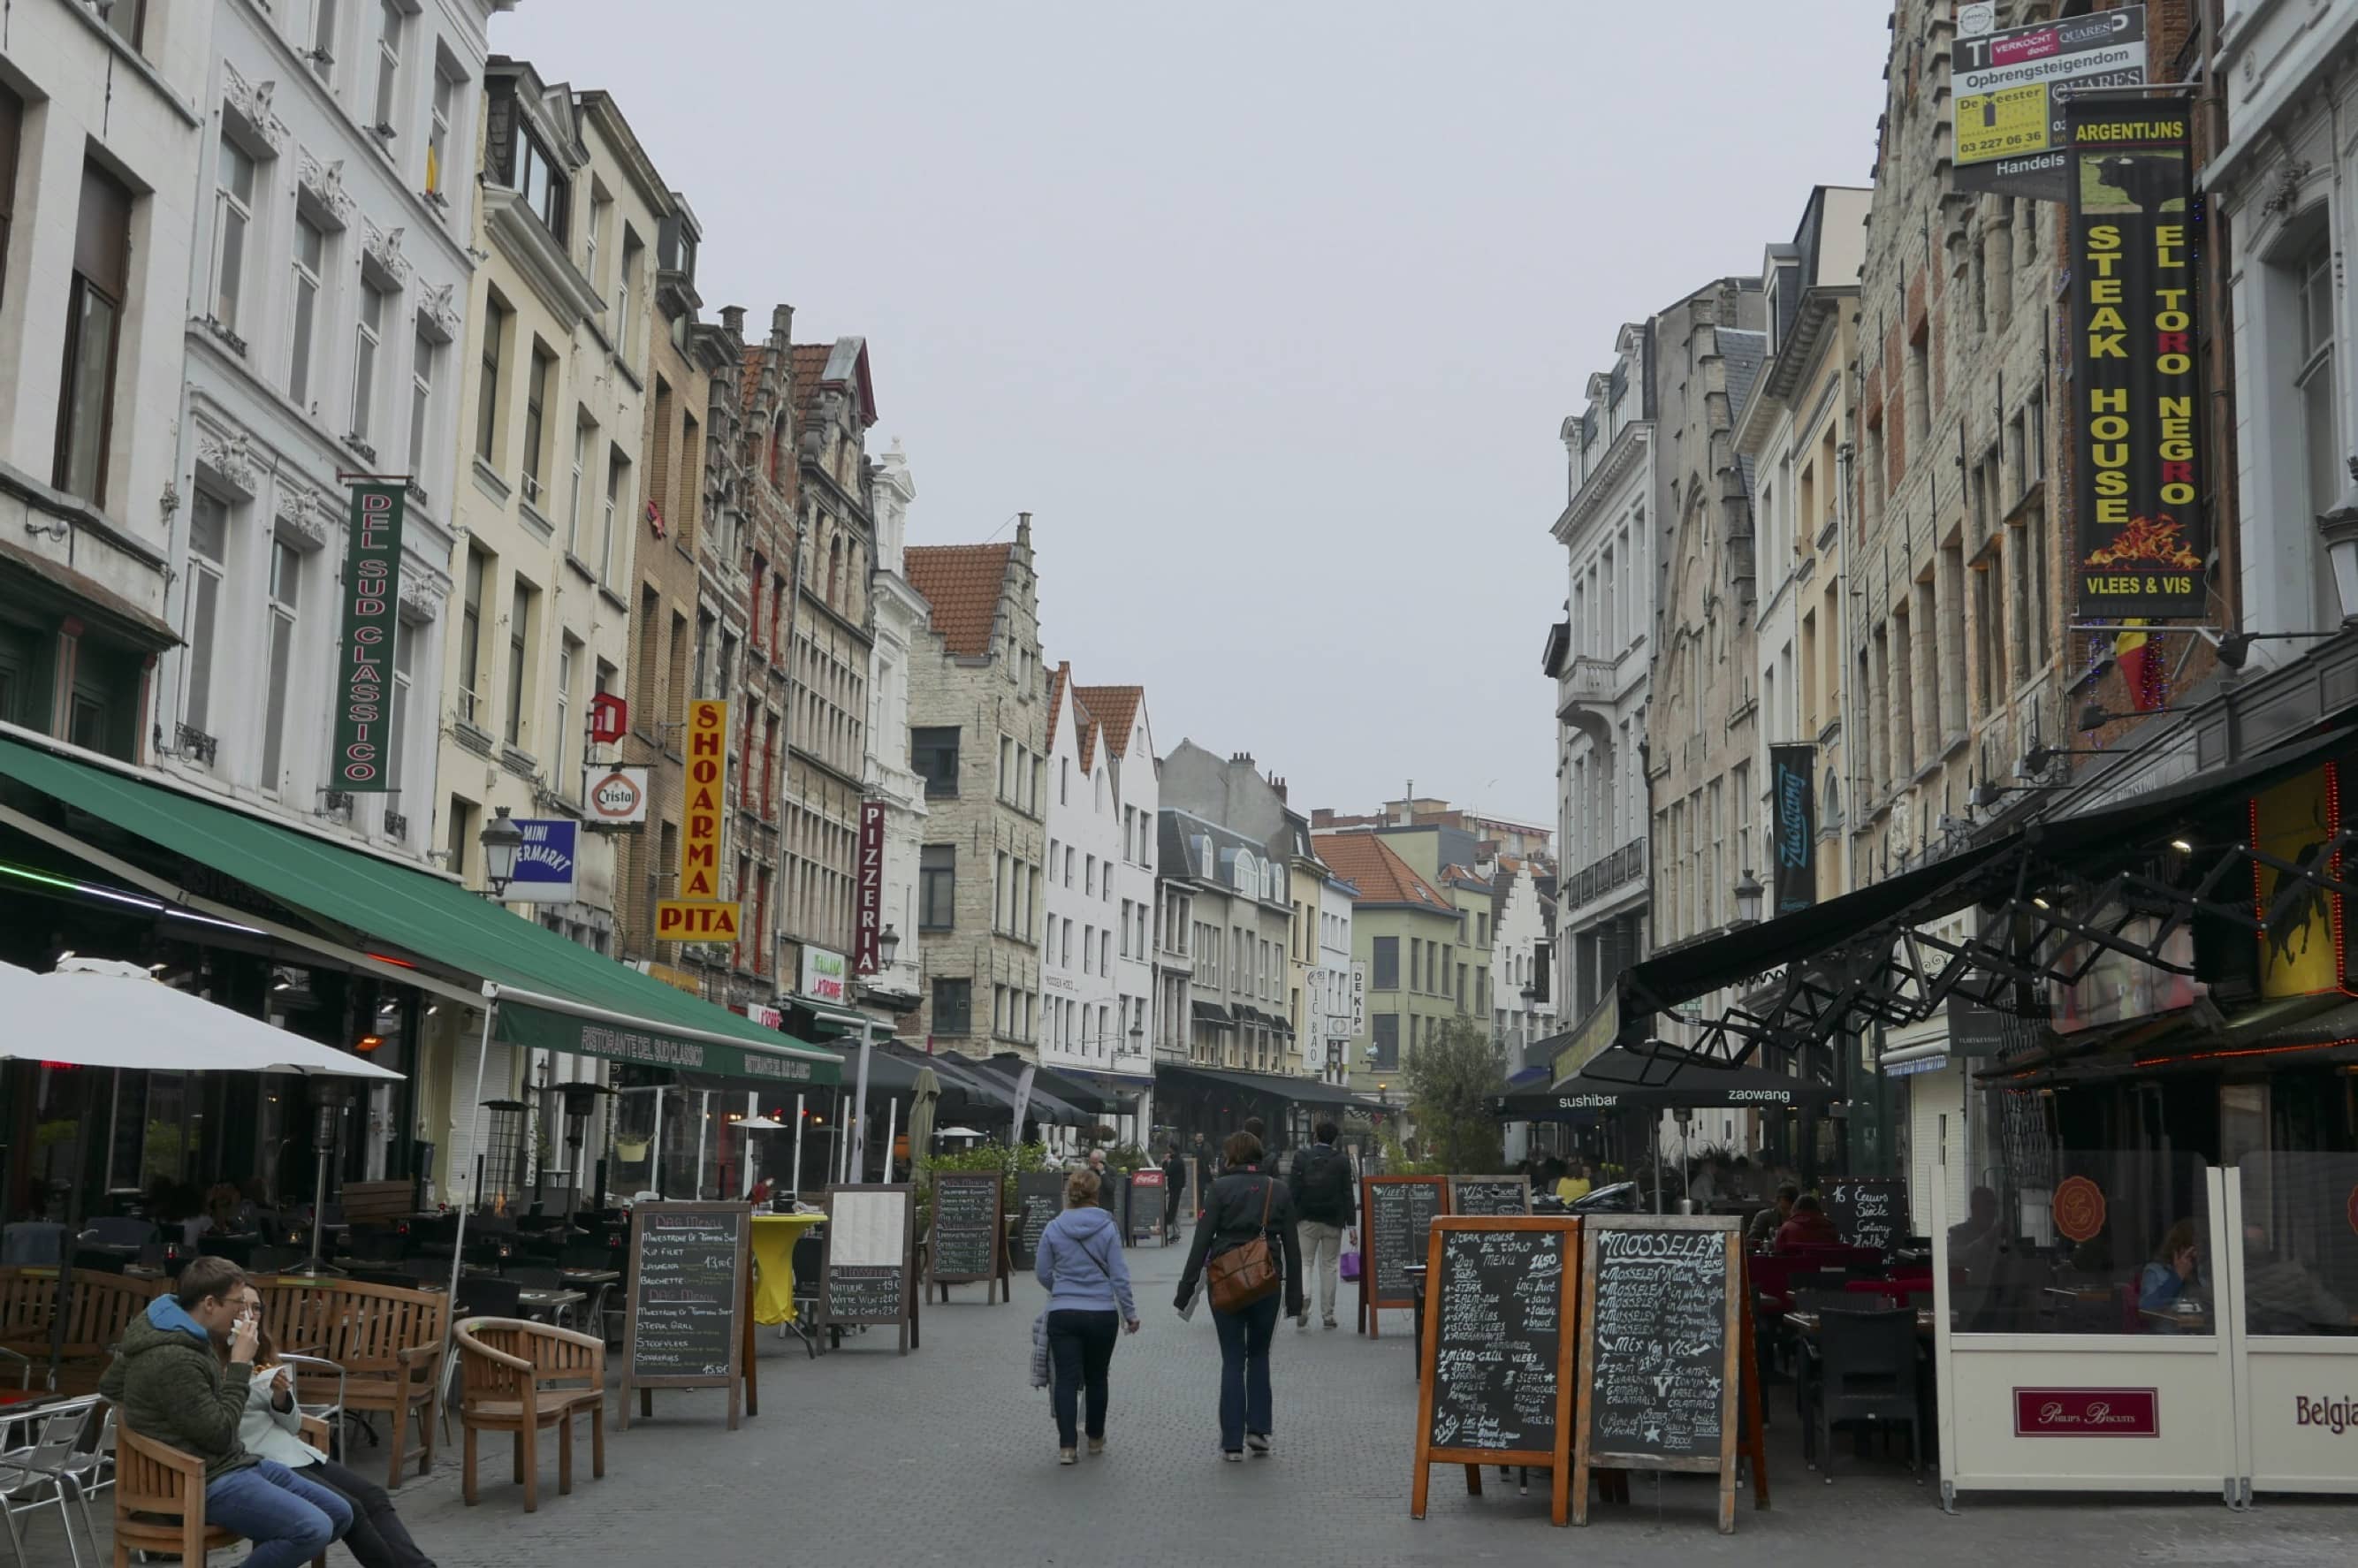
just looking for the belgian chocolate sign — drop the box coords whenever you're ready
[2065,92,2204,619]
[331,482,405,791]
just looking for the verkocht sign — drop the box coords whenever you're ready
[2065,93,2204,620]
[330,482,405,791]
[504,818,577,903]
[2013,1388,2159,1437]
[1952,6,2146,200]
[854,800,885,973]
[585,765,650,826]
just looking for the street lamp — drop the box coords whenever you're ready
[2316,458,2358,622]
[1733,869,1764,927]
[480,807,524,898]
[878,924,901,967]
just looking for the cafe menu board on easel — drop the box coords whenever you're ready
[1825,1176,1906,1253]
[1447,1176,1532,1216]
[819,1184,915,1353]
[1009,1171,1064,1272]
[1411,1217,1580,1526]
[1128,1168,1165,1244]
[1361,1175,1448,1335]
[1573,1216,1744,1533]
[928,1172,1002,1285]
[620,1200,752,1430]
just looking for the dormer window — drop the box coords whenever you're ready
[515,126,567,240]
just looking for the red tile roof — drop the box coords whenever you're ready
[1072,685,1143,758]
[739,346,765,408]
[1312,832,1452,910]
[905,543,1013,658]
[790,343,833,433]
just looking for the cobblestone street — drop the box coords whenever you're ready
[275,1241,2352,1568]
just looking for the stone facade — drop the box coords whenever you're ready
[860,441,928,1010]
[1160,742,1305,1077]
[905,520,1046,1053]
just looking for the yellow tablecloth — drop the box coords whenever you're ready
[749,1213,827,1326]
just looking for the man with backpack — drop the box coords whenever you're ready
[1288,1119,1356,1330]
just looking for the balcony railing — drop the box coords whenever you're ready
[1560,654,1616,709]
[1567,837,1647,909]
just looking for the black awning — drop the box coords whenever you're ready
[1190,1001,1235,1026]
[1154,1062,1369,1109]
[1495,1047,1838,1117]
[978,1053,1118,1116]
[1620,717,2358,1021]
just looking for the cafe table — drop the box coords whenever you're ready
[749,1213,828,1328]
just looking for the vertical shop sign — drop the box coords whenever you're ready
[856,800,886,973]
[331,482,405,790]
[1768,744,1817,916]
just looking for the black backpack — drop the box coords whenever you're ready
[1297,1145,1351,1220]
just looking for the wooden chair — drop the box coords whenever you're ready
[453,1317,605,1513]
[110,1418,331,1568]
[251,1276,446,1488]
[0,1269,159,1393]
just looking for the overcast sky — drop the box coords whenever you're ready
[493,3,1890,833]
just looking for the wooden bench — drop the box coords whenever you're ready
[453,1316,606,1512]
[0,1267,158,1392]
[250,1276,447,1488]
[112,1416,331,1567]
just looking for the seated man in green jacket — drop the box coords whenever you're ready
[99,1256,352,1568]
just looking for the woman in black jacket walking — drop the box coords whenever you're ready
[1175,1130,1305,1461]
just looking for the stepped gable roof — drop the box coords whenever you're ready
[905,543,1013,657]
[1072,686,1143,758]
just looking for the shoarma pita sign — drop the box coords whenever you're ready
[661,698,737,944]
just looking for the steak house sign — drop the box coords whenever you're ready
[2065,93,2205,620]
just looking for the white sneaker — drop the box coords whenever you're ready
[1246,1432,1271,1457]
[1221,1450,1244,1464]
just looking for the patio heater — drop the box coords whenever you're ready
[291,1080,351,1277]
[557,1081,613,1219]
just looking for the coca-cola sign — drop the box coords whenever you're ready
[2013,1387,2158,1437]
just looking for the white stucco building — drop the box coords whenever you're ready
[1487,856,1556,1067]
[1293,833,1355,1086]
[1,2,207,763]
[861,439,927,1012]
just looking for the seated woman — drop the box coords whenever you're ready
[231,1283,438,1568]
[2137,1220,2199,1313]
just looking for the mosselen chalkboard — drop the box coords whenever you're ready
[620,1200,752,1430]
[1824,1176,1906,1253]
[1010,1171,1065,1271]
[1447,1176,1533,1217]
[1411,1216,1581,1526]
[1362,1176,1449,1334]
[929,1172,1002,1284]
[820,1184,915,1353]
[1573,1216,1744,1533]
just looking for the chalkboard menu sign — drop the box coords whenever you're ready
[819,1184,915,1353]
[1411,1216,1580,1526]
[1825,1176,1906,1253]
[1010,1172,1065,1272]
[1447,1176,1532,1217]
[620,1201,752,1430]
[1128,1168,1165,1244]
[1362,1176,1449,1334]
[1574,1216,1743,1533]
[929,1172,1002,1284]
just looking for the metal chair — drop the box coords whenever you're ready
[0,1393,99,1567]
[47,1400,112,1556]
[1800,1306,1923,1480]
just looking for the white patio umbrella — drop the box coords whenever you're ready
[0,958,407,1079]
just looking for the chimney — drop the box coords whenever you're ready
[1270,774,1288,803]
[1016,511,1031,548]
[772,302,794,341]
[719,305,745,337]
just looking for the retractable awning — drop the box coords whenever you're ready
[0,736,839,1087]
[1154,1062,1370,1109]
[982,1054,1117,1115]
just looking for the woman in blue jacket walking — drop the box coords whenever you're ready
[1035,1168,1140,1465]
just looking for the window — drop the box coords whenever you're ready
[601,447,628,583]
[289,215,325,406]
[475,296,506,462]
[553,635,579,791]
[261,541,302,789]
[567,415,593,555]
[521,345,551,503]
[211,137,256,332]
[616,228,643,356]
[352,278,386,440]
[57,163,132,506]
[458,546,486,725]
[387,617,415,795]
[182,492,229,739]
[1372,934,1399,989]
[504,582,534,747]
[584,194,608,299]
[372,1,404,132]
[0,85,19,313]
[427,64,458,196]
[104,0,147,48]
[1084,855,1096,896]
[309,0,340,81]
[912,727,960,796]
[2296,232,2341,629]
[407,327,435,476]
[1372,1014,1400,1071]
[920,845,955,929]
[932,978,970,1035]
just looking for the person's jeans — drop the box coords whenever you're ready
[1046,1308,1121,1448]
[300,1457,436,1568]
[205,1459,353,1568]
[1164,1191,1183,1238]
[1297,1220,1343,1323]
[1212,1292,1282,1452]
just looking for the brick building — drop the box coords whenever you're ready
[905,520,1046,1054]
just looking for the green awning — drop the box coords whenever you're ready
[0,737,838,1087]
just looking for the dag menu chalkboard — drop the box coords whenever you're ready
[1448,1176,1532,1216]
[1825,1176,1905,1253]
[620,1201,751,1428]
[1365,1176,1448,1325]
[820,1184,915,1353]
[930,1172,1001,1283]
[1011,1172,1064,1271]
